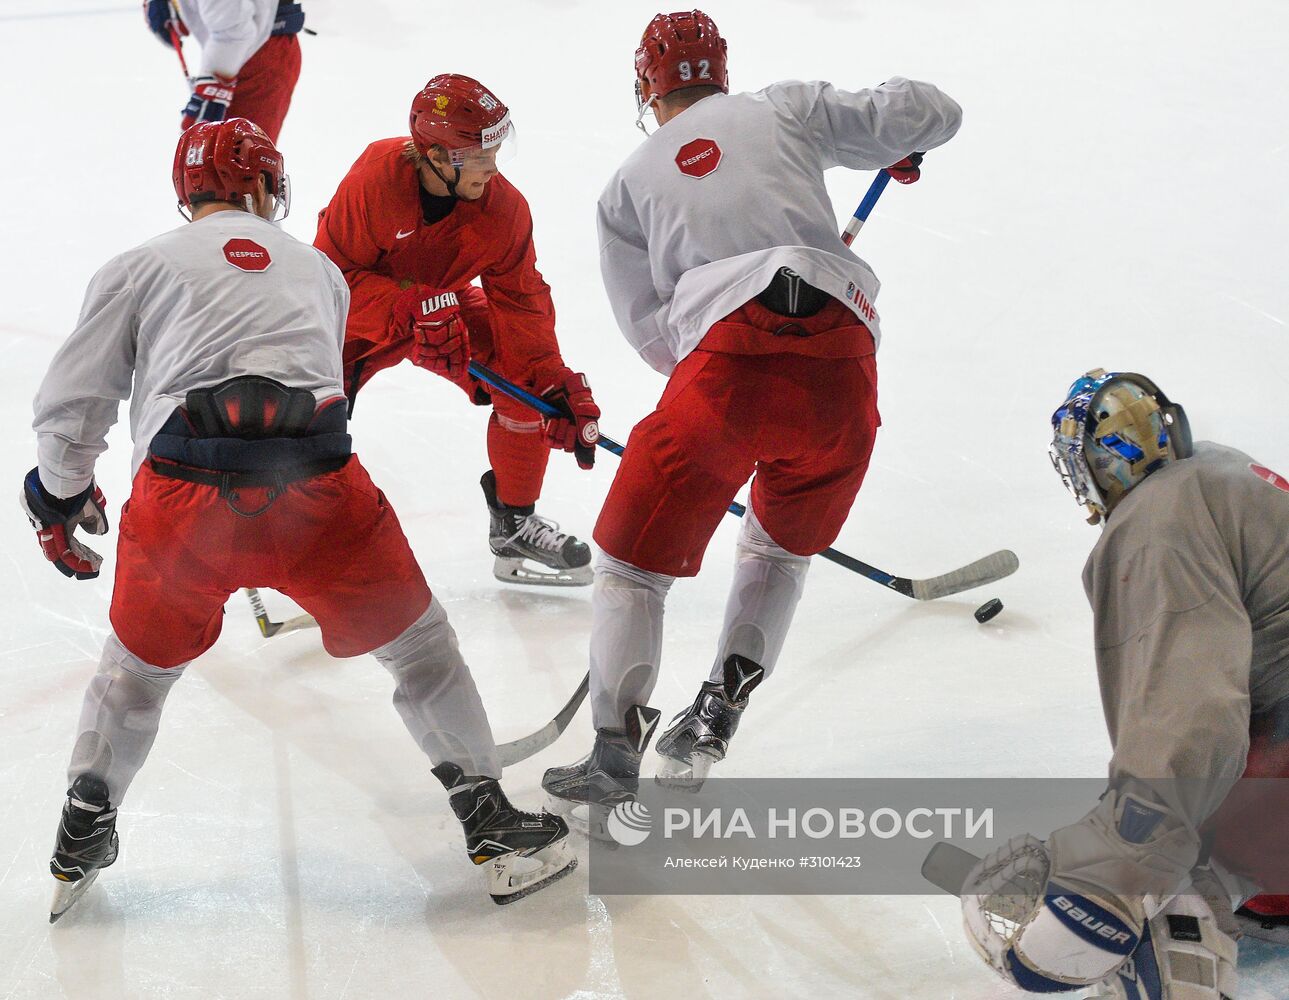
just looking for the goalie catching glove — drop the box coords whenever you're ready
[20,469,109,580]
[539,367,600,470]
[961,786,1209,994]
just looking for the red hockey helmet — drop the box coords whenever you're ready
[635,10,729,100]
[172,118,290,220]
[409,74,515,167]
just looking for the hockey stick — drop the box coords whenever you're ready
[498,671,589,767]
[467,362,1018,601]
[166,2,191,79]
[842,169,891,246]
[244,587,316,638]
[240,579,584,766]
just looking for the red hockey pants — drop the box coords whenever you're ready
[111,457,431,667]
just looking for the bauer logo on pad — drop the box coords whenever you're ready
[222,239,272,273]
[675,138,722,178]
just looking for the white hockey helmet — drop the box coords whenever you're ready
[1050,369,1192,523]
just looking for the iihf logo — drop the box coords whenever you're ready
[605,801,653,846]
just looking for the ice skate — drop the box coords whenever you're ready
[481,470,592,586]
[433,762,576,905]
[655,654,765,793]
[542,705,661,839]
[49,775,119,923]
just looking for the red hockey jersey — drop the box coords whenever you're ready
[314,137,562,390]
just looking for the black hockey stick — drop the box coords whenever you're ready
[468,362,1019,601]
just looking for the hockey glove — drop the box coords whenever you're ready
[394,287,472,382]
[271,2,306,36]
[962,788,1199,993]
[144,0,187,47]
[19,469,109,581]
[181,75,236,131]
[539,367,600,470]
[885,152,924,184]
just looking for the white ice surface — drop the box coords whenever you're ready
[1,1,1286,997]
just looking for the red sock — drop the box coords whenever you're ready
[487,410,548,507]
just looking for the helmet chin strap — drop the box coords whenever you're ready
[425,158,462,200]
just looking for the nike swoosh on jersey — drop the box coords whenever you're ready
[395,227,416,239]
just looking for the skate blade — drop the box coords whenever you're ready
[50,869,101,923]
[488,841,578,905]
[654,749,720,793]
[493,556,592,588]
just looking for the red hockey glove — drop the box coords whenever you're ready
[539,367,600,470]
[181,75,237,130]
[19,468,109,581]
[393,287,471,382]
[885,151,924,184]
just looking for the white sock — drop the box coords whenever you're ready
[371,597,501,778]
[708,507,810,684]
[68,633,188,805]
[589,553,674,730]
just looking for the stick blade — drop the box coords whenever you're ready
[921,842,982,896]
[911,550,1019,601]
[497,673,589,768]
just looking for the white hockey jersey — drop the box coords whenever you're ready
[32,211,349,498]
[596,78,962,375]
[176,0,280,79]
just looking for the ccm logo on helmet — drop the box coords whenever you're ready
[223,239,272,273]
[675,138,722,178]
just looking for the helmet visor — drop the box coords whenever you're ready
[271,172,291,222]
[448,114,517,168]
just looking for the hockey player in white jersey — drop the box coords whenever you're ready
[543,10,961,823]
[960,370,1289,997]
[22,119,573,919]
[144,0,305,142]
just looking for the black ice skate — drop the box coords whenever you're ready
[655,654,766,793]
[49,775,119,923]
[481,470,592,586]
[432,762,576,905]
[542,705,662,839]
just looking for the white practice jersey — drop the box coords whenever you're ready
[596,78,962,375]
[33,211,349,498]
[176,0,279,79]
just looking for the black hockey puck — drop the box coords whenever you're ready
[974,598,1003,623]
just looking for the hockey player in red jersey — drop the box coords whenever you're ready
[144,0,306,142]
[542,11,962,820]
[23,120,573,920]
[314,74,601,587]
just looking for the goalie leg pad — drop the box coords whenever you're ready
[1095,886,1238,1000]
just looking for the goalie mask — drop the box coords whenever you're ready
[1050,369,1192,524]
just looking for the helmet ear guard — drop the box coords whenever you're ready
[1050,369,1191,523]
[1110,372,1192,461]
